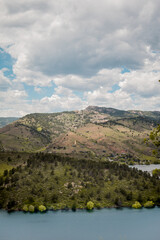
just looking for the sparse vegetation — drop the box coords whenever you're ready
[0,107,160,163]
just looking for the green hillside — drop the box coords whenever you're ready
[0,152,160,211]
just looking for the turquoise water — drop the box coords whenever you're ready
[0,208,160,240]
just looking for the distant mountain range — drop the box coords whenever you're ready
[0,106,159,162]
[0,117,18,128]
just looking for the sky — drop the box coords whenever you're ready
[0,0,160,117]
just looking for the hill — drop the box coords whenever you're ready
[0,106,160,164]
[0,152,160,211]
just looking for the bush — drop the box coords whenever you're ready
[144,201,154,208]
[37,127,42,132]
[23,205,28,212]
[38,205,46,212]
[132,201,142,209]
[28,205,35,212]
[86,201,94,210]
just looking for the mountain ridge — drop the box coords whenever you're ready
[0,106,159,164]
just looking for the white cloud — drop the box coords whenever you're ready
[119,56,160,98]
[53,68,121,91]
[0,0,160,116]
[40,91,86,112]
[86,88,134,110]
[1,0,160,80]
[0,89,27,102]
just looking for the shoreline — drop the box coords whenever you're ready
[2,204,159,214]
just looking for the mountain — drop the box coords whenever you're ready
[0,106,159,164]
[0,117,18,128]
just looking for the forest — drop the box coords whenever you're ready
[0,152,160,212]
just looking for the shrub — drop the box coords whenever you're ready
[132,201,142,209]
[144,201,154,208]
[37,127,42,132]
[38,205,46,212]
[28,205,35,212]
[23,205,28,212]
[86,201,94,210]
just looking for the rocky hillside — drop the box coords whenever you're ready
[0,106,160,163]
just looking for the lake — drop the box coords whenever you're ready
[129,164,160,175]
[0,208,160,240]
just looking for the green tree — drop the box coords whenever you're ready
[144,201,154,208]
[28,205,35,212]
[86,201,94,210]
[38,205,46,212]
[23,205,28,212]
[152,169,160,177]
[132,201,142,209]
[149,125,160,155]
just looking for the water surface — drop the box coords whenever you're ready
[0,208,160,240]
[129,164,160,174]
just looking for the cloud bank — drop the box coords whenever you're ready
[0,0,160,116]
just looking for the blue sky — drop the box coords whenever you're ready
[0,0,160,116]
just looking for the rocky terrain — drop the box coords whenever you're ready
[0,106,160,164]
